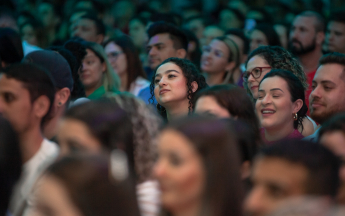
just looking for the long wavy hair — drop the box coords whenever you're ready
[149,57,208,119]
[244,46,308,99]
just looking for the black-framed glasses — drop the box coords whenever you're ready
[243,67,272,81]
[107,51,123,60]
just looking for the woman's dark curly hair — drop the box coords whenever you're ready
[260,69,308,130]
[244,46,308,99]
[149,57,208,119]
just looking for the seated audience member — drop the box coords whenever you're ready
[80,41,120,99]
[0,117,22,216]
[182,28,202,71]
[33,154,141,216]
[154,116,244,216]
[128,15,149,56]
[57,99,161,216]
[150,57,207,121]
[274,23,289,49]
[219,7,245,30]
[23,50,73,140]
[70,14,105,44]
[325,10,345,54]
[201,36,241,86]
[306,52,345,141]
[0,28,23,67]
[256,70,308,143]
[0,63,58,216]
[225,28,250,69]
[319,114,345,204]
[244,139,340,216]
[104,36,150,96]
[19,19,48,49]
[244,46,315,137]
[183,15,206,40]
[37,0,61,45]
[200,25,224,47]
[249,23,282,52]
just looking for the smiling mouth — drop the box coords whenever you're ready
[160,90,170,95]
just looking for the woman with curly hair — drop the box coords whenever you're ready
[243,46,316,137]
[150,57,208,121]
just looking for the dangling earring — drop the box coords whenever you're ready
[156,103,166,113]
[293,113,298,120]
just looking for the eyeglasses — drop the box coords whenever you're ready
[202,45,226,58]
[243,67,272,81]
[107,51,123,60]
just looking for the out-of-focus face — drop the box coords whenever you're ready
[201,39,231,75]
[245,55,271,99]
[250,29,268,52]
[71,18,103,44]
[129,19,148,48]
[194,95,231,118]
[219,9,242,30]
[105,42,127,76]
[320,131,345,204]
[154,129,205,212]
[186,18,204,40]
[57,118,102,157]
[154,62,190,108]
[227,34,245,62]
[0,75,35,133]
[289,16,318,55]
[21,24,38,46]
[326,21,345,54]
[274,24,288,49]
[147,33,182,70]
[37,3,58,28]
[310,64,345,124]
[244,157,308,216]
[256,76,301,131]
[79,49,105,92]
[200,26,224,47]
[33,175,83,216]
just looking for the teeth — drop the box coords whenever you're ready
[262,111,274,114]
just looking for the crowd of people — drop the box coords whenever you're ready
[2,0,345,216]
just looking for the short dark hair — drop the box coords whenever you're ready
[0,28,23,65]
[319,113,345,140]
[297,11,325,32]
[0,63,55,125]
[258,139,340,197]
[80,14,105,36]
[252,23,282,47]
[225,28,250,54]
[260,69,308,130]
[147,21,188,51]
[329,10,345,25]
[319,52,345,81]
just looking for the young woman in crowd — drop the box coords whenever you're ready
[20,19,48,48]
[104,35,150,96]
[80,41,121,99]
[256,69,308,144]
[150,57,208,121]
[249,23,281,52]
[244,45,315,137]
[201,36,242,86]
[154,116,244,216]
[33,154,141,216]
[57,98,161,216]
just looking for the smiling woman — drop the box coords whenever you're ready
[256,69,308,144]
[150,58,208,121]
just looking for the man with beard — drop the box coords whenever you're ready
[289,11,325,108]
[304,52,345,141]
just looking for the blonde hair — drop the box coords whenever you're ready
[82,41,121,92]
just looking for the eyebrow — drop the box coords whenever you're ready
[320,80,336,85]
[258,88,284,93]
[147,42,164,48]
[155,70,180,77]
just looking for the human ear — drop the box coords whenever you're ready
[176,49,187,59]
[293,99,304,114]
[56,88,71,107]
[33,95,51,119]
[191,81,198,93]
[316,31,325,45]
[225,61,236,71]
[96,34,105,44]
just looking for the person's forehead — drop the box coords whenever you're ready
[156,62,181,75]
[0,75,28,95]
[77,18,96,28]
[315,64,345,82]
[260,76,289,91]
[148,33,173,45]
[293,16,316,28]
[328,21,345,31]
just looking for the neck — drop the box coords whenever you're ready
[43,106,65,140]
[119,72,128,91]
[205,71,225,86]
[85,82,102,97]
[264,122,295,142]
[19,125,44,163]
[165,100,190,121]
[171,200,202,216]
[297,48,323,73]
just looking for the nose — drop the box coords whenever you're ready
[309,85,321,103]
[149,46,157,57]
[244,187,267,216]
[261,94,272,106]
[158,77,167,87]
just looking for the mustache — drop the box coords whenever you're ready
[290,39,303,46]
[310,97,326,106]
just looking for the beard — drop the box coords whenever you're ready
[289,37,316,55]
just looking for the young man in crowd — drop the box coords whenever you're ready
[305,52,345,141]
[289,11,325,105]
[138,21,188,104]
[23,50,73,141]
[325,10,345,54]
[0,63,58,216]
[244,140,340,216]
[70,14,105,44]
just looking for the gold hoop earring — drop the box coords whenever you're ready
[293,113,298,120]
